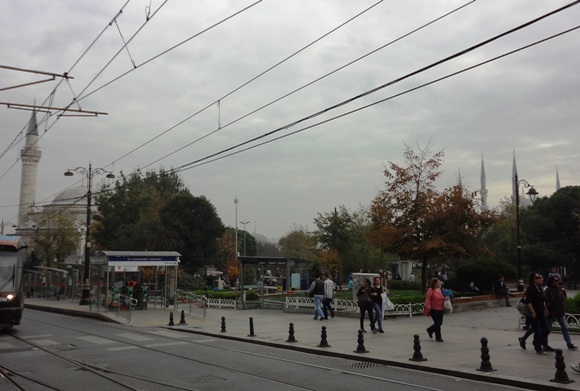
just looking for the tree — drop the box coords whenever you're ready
[369,141,494,291]
[522,186,580,278]
[29,211,79,268]
[278,225,317,260]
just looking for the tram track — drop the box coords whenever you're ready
[7,312,456,391]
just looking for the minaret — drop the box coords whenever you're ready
[457,167,462,187]
[512,151,518,206]
[480,154,489,212]
[18,111,42,228]
[556,167,561,191]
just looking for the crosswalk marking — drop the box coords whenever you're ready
[114,333,154,341]
[106,346,140,351]
[28,339,59,347]
[21,335,52,339]
[77,336,115,345]
[0,342,16,349]
[143,341,189,348]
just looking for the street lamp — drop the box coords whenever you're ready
[514,174,539,279]
[240,220,249,256]
[234,196,238,259]
[64,163,114,305]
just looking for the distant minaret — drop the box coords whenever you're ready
[18,111,42,228]
[556,167,561,191]
[480,155,489,212]
[512,151,518,206]
[457,167,463,187]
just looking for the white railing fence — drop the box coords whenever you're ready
[285,296,424,317]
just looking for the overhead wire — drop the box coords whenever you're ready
[174,25,580,172]
[110,0,387,167]
[165,1,580,173]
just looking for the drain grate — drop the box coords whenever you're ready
[345,361,384,369]
[188,375,226,384]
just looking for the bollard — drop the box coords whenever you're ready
[221,316,226,333]
[248,317,256,337]
[179,310,187,325]
[167,312,175,326]
[409,334,427,362]
[550,349,574,384]
[286,322,297,343]
[317,326,331,348]
[354,329,369,353]
[476,337,496,372]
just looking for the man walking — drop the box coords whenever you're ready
[322,273,335,319]
[308,275,325,320]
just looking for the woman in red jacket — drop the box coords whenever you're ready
[424,277,445,342]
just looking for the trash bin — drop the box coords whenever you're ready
[517,280,525,292]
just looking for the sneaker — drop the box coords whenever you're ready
[544,346,555,352]
[313,317,318,320]
[436,338,444,342]
[320,318,324,321]
[378,330,384,333]
[518,337,526,350]
[426,328,433,339]
[331,312,335,319]
[372,329,378,334]
[568,344,579,350]
[536,350,547,355]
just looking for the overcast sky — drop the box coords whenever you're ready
[1,0,579,241]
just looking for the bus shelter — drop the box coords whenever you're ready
[237,256,311,309]
[97,251,181,310]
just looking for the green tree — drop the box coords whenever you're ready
[522,186,580,278]
[278,225,317,260]
[30,211,78,268]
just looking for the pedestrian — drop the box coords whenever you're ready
[545,274,578,350]
[370,276,384,333]
[424,277,445,342]
[408,272,415,282]
[356,278,374,333]
[308,275,325,321]
[523,272,550,354]
[494,274,515,307]
[322,273,335,320]
[518,293,534,350]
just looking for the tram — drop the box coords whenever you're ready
[0,235,26,329]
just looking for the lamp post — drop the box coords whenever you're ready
[240,220,249,256]
[514,174,538,279]
[234,197,238,260]
[64,163,114,305]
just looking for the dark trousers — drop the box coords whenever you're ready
[427,309,444,339]
[531,315,550,352]
[322,298,334,319]
[359,305,374,331]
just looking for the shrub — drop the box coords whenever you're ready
[455,258,516,293]
[564,294,580,314]
[245,291,259,301]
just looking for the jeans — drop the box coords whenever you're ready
[322,298,334,319]
[373,302,383,331]
[313,295,324,319]
[548,315,573,346]
[427,309,444,340]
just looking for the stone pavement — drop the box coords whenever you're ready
[24,297,580,390]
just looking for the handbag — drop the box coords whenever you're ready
[443,296,453,314]
[516,299,527,315]
[357,293,371,308]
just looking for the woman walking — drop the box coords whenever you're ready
[545,274,577,350]
[524,272,550,354]
[424,277,445,342]
[370,276,384,333]
[357,278,375,332]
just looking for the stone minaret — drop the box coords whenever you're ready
[512,152,518,206]
[480,155,489,212]
[556,167,561,191]
[18,111,42,228]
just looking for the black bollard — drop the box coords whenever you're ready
[409,334,427,362]
[248,317,256,337]
[221,316,226,333]
[167,312,175,326]
[179,310,187,325]
[354,329,369,353]
[317,326,331,348]
[476,337,496,372]
[550,349,574,384]
[286,322,297,343]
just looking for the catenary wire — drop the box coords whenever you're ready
[166,1,580,174]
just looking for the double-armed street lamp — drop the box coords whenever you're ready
[64,163,114,305]
[514,174,539,279]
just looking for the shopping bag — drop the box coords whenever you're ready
[443,296,453,314]
[382,292,395,311]
[516,299,527,315]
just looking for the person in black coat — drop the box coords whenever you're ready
[356,278,374,332]
[494,274,514,306]
[523,272,550,354]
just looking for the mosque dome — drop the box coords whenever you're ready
[252,232,271,244]
[52,186,88,206]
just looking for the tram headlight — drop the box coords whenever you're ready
[6,293,14,301]
[0,293,15,302]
